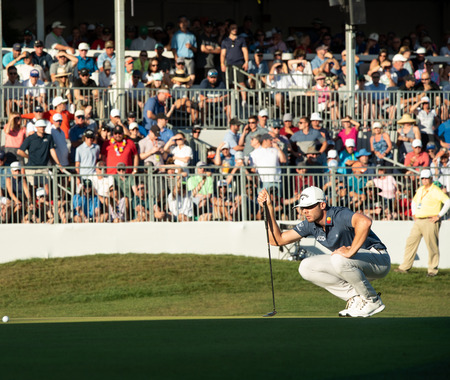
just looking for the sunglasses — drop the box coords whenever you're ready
[176,62,185,65]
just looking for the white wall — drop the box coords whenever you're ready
[1,221,449,269]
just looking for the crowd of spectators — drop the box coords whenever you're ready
[1,17,450,223]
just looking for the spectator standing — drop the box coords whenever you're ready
[69,110,90,163]
[410,96,439,146]
[4,112,27,164]
[220,21,249,106]
[239,115,265,158]
[396,169,450,276]
[75,129,100,179]
[50,113,69,166]
[187,161,214,221]
[101,126,139,174]
[196,20,221,82]
[139,125,165,167]
[45,21,74,53]
[171,16,197,83]
[130,26,156,51]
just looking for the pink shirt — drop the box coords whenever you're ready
[5,128,26,148]
[338,127,358,150]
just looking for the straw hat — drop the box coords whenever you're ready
[397,113,416,125]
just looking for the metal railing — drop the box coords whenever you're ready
[0,165,448,224]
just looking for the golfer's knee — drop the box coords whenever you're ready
[299,259,314,281]
[330,254,351,275]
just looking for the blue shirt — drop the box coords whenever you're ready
[248,60,269,75]
[438,120,450,144]
[143,96,165,130]
[97,52,116,73]
[338,150,356,174]
[75,142,100,176]
[3,52,24,68]
[73,194,100,217]
[171,30,197,59]
[159,128,174,144]
[77,56,98,74]
[293,206,386,251]
[310,56,338,75]
[221,36,247,66]
[223,130,241,155]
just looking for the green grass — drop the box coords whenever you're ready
[0,253,449,318]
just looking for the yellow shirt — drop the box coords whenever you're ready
[412,184,449,218]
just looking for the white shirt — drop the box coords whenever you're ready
[23,79,46,97]
[91,175,114,197]
[168,191,193,217]
[171,145,193,167]
[415,107,436,135]
[16,64,45,82]
[250,146,281,183]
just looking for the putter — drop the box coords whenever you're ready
[262,203,277,318]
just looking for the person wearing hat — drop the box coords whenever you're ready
[266,58,292,114]
[214,142,235,174]
[6,161,31,221]
[186,161,214,221]
[143,89,171,130]
[101,124,139,174]
[153,112,173,143]
[138,125,165,167]
[29,39,52,81]
[97,40,116,74]
[337,115,360,149]
[198,68,229,122]
[72,178,101,223]
[396,113,421,163]
[369,122,393,165]
[69,110,91,163]
[49,50,78,83]
[13,51,44,82]
[220,21,249,107]
[75,129,100,179]
[91,27,113,50]
[311,45,339,77]
[76,42,98,75]
[73,67,100,111]
[247,47,269,89]
[258,185,390,317]
[239,115,266,157]
[404,139,430,175]
[164,132,193,167]
[222,118,244,156]
[44,21,74,53]
[170,68,199,124]
[130,25,156,51]
[22,69,47,112]
[279,113,299,139]
[410,96,438,147]
[3,43,26,69]
[396,169,450,277]
[153,43,171,74]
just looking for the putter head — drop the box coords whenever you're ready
[263,310,277,317]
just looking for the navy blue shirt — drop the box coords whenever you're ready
[221,36,247,66]
[143,96,165,130]
[293,207,386,252]
[20,133,56,166]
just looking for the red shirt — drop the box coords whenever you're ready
[280,126,299,138]
[101,138,138,174]
[404,151,430,168]
[21,110,74,138]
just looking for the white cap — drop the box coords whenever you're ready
[110,109,121,118]
[421,96,430,103]
[345,139,356,148]
[53,113,63,122]
[52,96,68,108]
[129,122,139,130]
[369,33,379,42]
[78,42,90,50]
[328,159,338,168]
[283,113,292,122]
[310,112,322,121]
[295,186,326,208]
[327,149,338,159]
[75,110,85,117]
[415,47,426,54]
[52,21,66,29]
[420,169,432,178]
[393,54,407,62]
[152,73,163,81]
[10,161,21,170]
[35,119,47,128]
[217,179,228,187]
[372,121,382,129]
[221,142,230,150]
[412,139,422,148]
[36,187,46,197]
[258,109,268,117]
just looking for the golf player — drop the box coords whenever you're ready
[258,186,390,317]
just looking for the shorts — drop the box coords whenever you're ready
[226,65,246,84]
[25,168,50,187]
[183,58,195,75]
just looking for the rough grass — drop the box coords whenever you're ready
[0,253,449,318]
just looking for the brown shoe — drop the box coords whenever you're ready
[394,268,408,274]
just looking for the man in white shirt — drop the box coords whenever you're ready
[164,132,193,167]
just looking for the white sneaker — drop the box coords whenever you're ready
[347,294,385,318]
[338,295,361,317]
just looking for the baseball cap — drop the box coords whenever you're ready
[75,110,85,117]
[217,179,228,187]
[129,122,139,130]
[421,96,430,103]
[10,161,21,170]
[176,57,185,64]
[132,69,141,77]
[36,187,46,197]
[221,142,230,150]
[128,111,136,118]
[103,60,112,70]
[12,43,21,51]
[283,113,292,122]
[84,129,95,138]
[52,96,68,108]
[207,69,218,77]
[157,89,171,96]
[345,139,356,148]
[30,69,39,78]
[230,117,242,126]
[105,40,114,48]
[150,125,161,137]
[369,33,379,42]
[255,48,263,54]
[113,125,124,135]
[415,47,426,54]
[420,169,432,178]
[78,42,90,50]
[393,54,407,62]
[110,109,121,118]
[35,119,47,128]
[53,113,63,122]
[83,179,93,188]
[258,109,268,117]
[34,40,44,47]
[295,186,326,208]
[327,149,338,159]
[155,43,164,50]
[310,112,322,121]
[372,121,382,129]
[412,139,422,148]
[316,44,328,51]
[35,106,44,112]
[426,142,436,150]
[196,161,207,167]
[79,68,90,76]
[155,112,168,120]
[356,148,371,157]
[52,21,66,29]
[152,72,163,81]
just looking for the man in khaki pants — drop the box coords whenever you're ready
[396,169,450,276]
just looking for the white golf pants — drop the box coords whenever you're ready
[299,248,391,301]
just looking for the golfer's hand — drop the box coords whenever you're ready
[332,246,354,258]
[257,188,271,208]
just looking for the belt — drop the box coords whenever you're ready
[370,247,388,254]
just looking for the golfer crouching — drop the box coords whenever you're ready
[258,186,390,317]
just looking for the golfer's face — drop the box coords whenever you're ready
[301,203,322,222]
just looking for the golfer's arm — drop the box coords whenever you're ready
[348,213,372,257]
[266,204,301,246]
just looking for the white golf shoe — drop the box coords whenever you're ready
[347,294,385,318]
[338,295,361,317]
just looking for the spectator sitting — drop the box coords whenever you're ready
[198,68,230,123]
[372,167,398,210]
[337,138,357,174]
[247,48,269,88]
[3,43,25,69]
[187,161,214,221]
[50,51,78,83]
[214,142,235,175]
[370,122,393,165]
[404,139,430,176]
[163,132,193,168]
[396,113,421,163]
[45,21,74,53]
[139,125,165,167]
[98,61,116,88]
[130,26,156,51]
[23,70,47,112]
[414,59,439,85]
[154,112,173,144]
[223,118,244,156]
[97,40,117,74]
[167,176,193,222]
[308,74,338,124]
[290,116,327,158]
[211,179,235,221]
[279,113,299,139]
[107,184,129,223]
[6,161,30,222]
[72,179,101,223]
[143,89,171,131]
[15,52,45,82]
[410,96,439,147]
[76,42,98,75]
[73,68,99,111]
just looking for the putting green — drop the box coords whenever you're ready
[1,317,448,379]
